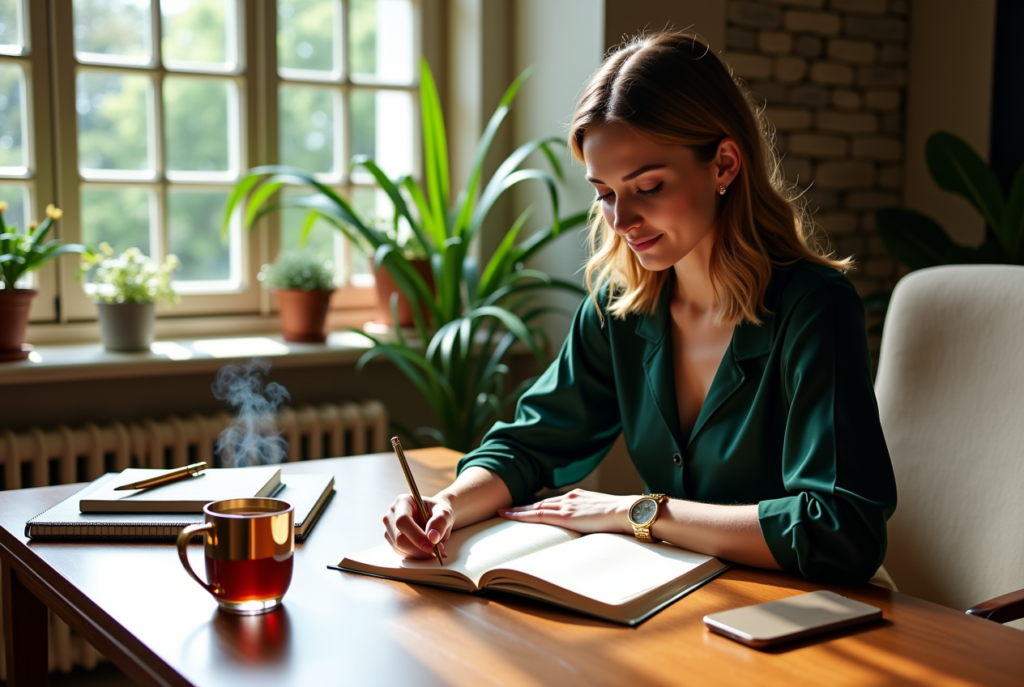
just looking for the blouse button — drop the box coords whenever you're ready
[672,452,683,466]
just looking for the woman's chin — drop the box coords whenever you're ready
[633,252,675,272]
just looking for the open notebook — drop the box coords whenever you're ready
[335,517,730,626]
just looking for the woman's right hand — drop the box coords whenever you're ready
[383,494,453,560]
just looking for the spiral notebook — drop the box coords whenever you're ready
[25,472,335,542]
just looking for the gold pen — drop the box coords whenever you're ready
[113,462,208,491]
[391,437,443,566]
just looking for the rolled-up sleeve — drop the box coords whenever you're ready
[457,296,622,505]
[757,284,898,582]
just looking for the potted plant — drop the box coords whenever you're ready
[259,251,336,343]
[865,131,1024,334]
[78,244,180,352]
[367,217,432,328]
[0,203,88,361]
[227,60,589,450]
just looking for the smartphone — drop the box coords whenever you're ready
[703,590,882,648]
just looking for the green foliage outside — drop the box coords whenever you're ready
[866,131,1024,333]
[227,59,589,451]
[259,251,335,292]
[69,0,387,278]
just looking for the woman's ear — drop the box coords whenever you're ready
[714,138,742,189]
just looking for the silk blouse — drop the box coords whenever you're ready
[457,260,898,583]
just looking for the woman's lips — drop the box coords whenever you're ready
[627,235,662,252]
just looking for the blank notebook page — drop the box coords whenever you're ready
[495,532,717,605]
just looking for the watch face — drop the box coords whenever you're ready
[630,498,658,525]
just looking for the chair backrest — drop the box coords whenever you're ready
[875,265,1024,629]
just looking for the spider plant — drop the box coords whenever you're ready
[225,59,588,450]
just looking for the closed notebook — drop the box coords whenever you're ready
[335,517,731,626]
[79,466,282,513]
[26,472,335,542]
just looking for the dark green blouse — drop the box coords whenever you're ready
[457,260,898,583]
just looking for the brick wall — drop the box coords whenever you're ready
[721,0,910,359]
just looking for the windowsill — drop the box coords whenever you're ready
[2,309,390,386]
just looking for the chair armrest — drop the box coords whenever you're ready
[966,588,1024,624]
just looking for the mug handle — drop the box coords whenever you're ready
[176,522,217,596]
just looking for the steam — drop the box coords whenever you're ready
[212,359,290,468]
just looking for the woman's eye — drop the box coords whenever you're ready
[596,191,614,202]
[637,182,664,196]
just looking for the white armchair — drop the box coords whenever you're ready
[875,265,1024,629]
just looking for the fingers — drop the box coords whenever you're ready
[384,495,453,559]
[424,501,453,545]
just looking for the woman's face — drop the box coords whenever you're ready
[582,121,740,272]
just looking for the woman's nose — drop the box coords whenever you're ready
[611,201,641,234]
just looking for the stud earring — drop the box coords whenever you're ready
[718,184,727,196]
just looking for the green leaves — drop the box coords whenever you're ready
[926,131,1004,234]
[875,131,1024,273]
[225,58,589,451]
[0,211,88,289]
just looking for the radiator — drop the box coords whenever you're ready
[0,400,388,678]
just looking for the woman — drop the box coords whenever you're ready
[383,31,897,583]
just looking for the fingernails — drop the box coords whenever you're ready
[427,529,440,543]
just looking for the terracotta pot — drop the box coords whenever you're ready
[373,258,435,328]
[0,288,36,361]
[274,289,335,343]
[96,302,156,352]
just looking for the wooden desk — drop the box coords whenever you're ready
[2,449,1022,686]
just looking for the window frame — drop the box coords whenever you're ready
[34,0,430,329]
[2,0,59,322]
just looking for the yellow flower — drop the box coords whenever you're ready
[0,201,8,213]
[46,204,63,220]
[28,221,38,230]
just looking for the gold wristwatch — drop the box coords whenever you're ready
[628,493,668,543]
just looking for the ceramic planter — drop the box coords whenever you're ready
[96,302,156,352]
[373,258,435,328]
[0,288,36,361]
[274,289,334,342]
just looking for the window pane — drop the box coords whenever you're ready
[0,183,28,231]
[164,77,234,173]
[81,187,153,256]
[280,190,336,266]
[73,0,153,65]
[161,0,235,69]
[351,186,403,277]
[350,89,413,182]
[279,85,337,175]
[0,63,25,170]
[167,188,231,281]
[350,0,414,83]
[0,0,24,53]
[77,72,153,174]
[277,0,337,75]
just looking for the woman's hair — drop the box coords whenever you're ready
[570,30,852,325]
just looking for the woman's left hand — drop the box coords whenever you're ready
[498,489,636,535]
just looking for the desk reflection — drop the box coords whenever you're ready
[211,605,292,665]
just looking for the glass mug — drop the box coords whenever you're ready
[177,498,294,615]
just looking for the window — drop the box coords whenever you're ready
[275,0,419,293]
[0,0,59,320]
[34,0,426,326]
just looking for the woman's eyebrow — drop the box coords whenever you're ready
[586,164,667,185]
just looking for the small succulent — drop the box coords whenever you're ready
[259,252,335,291]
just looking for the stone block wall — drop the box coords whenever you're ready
[721,0,910,356]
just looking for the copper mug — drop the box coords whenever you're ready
[177,498,294,615]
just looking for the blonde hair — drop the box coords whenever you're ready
[570,31,852,325]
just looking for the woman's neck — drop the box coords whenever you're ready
[671,230,719,317]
